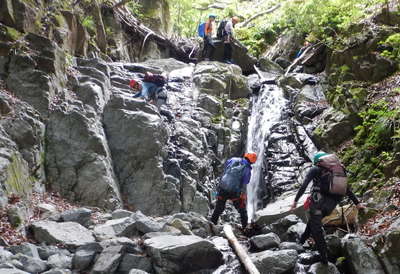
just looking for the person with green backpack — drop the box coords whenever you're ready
[198,14,216,61]
[290,151,365,265]
[210,152,257,230]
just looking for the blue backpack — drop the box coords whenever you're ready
[198,22,206,38]
[219,158,247,194]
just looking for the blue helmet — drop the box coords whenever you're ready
[208,14,217,19]
[313,151,328,164]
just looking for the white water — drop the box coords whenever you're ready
[246,84,288,222]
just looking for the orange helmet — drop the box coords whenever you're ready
[232,16,240,24]
[244,152,257,163]
[129,79,140,90]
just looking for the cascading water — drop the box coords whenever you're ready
[246,83,288,222]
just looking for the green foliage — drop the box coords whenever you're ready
[127,0,144,19]
[81,15,96,33]
[5,154,33,200]
[380,33,400,62]
[341,100,400,194]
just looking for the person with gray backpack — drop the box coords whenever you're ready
[210,152,257,230]
[290,151,365,265]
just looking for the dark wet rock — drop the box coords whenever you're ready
[31,221,95,248]
[128,270,150,274]
[326,234,343,260]
[144,235,223,274]
[250,233,281,251]
[251,249,298,274]
[60,208,92,227]
[287,222,307,242]
[298,252,322,265]
[271,215,303,241]
[342,235,385,274]
[198,94,222,115]
[117,254,153,274]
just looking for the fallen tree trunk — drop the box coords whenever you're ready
[112,4,195,62]
[223,225,260,274]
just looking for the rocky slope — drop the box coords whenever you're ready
[0,0,400,274]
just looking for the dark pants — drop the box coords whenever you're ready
[202,36,215,59]
[300,193,337,264]
[223,42,233,62]
[211,189,247,228]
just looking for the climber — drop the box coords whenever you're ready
[295,40,311,59]
[222,16,240,64]
[201,14,217,61]
[210,152,257,231]
[130,72,167,103]
[290,151,365,265]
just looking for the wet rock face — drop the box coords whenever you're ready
[265,30,304,62]
[193,61,251,99]
[251,249,298,274]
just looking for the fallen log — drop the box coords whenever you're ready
[223,225,260,274]
[112,4,195,62]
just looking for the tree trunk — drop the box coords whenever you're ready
[223,225,260,274]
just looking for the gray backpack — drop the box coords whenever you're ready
[317,154,347,195]
[219,158,247,194]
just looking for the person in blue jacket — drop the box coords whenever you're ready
[130,72,166,102]
[210,152,257,229]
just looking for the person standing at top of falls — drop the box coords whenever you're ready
[200,14,217,61]
[221,16,240,64]
[210,152,257,231]
[290,152,365,265]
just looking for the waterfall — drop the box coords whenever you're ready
[246,83,288,222]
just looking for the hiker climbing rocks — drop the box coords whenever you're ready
[221,16,240,64]
[295,40,311,59]
[130,72,167,103]
[199,14,216,61]
[211,152,257,230]
[290,151,365,265]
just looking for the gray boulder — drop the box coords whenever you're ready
[251,249,298,274]
[72,243,103,271]
[287,222,307,242]
[279,242,305,253]
[13,254,48,273]
[47,254,72,269]
[31,221,95,248]
[313,108,361,150]
[198,94,222,115]
[342,235,385,274]
[117,254,153,274]
[112,209,133,219]
[91,245,124,274]
[258,57,284,74]
[144,235,223,273]
[103,94,180,216]
[129,270,150,274]
[307,262,340,274]
[0,269,29,274]
[42,269,72,274]
[141,58,188,73]
[379,229,400,274]
[9,243,39,258]
[250,233,281,251]
[60,208,92,227]
[193,62,250,99]
[46,106,121,209]
[265,30,304,61]
[100,238,140,254]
